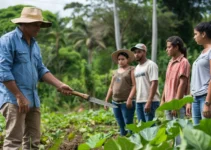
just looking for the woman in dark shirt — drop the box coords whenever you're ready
[105,49,136,136]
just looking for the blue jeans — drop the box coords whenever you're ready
[165,107,185,120]
[136,101,160,122]
[112,101,135,136]
[192,94,206,125]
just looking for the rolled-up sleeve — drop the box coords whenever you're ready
[0,37,15,82]
[38,61,49,81]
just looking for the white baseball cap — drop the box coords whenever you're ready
[131,43,147,52]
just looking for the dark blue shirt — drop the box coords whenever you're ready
[0,27,49,108]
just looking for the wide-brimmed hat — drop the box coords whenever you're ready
[11,7,52,28]
[131,43,147,52]
[111,49,135,63]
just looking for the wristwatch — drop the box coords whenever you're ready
[205,101,211,106]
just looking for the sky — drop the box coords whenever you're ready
[0,0,88,17]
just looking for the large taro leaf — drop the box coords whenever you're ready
[117,136,136,150]
[126,121,156,133]
[150,127,167,145]
[194,119,211,136]
[129,133,143,149]
[140,126,159,141]
[104,138,120,150]
[166,119,180,139]
[157,96,193,111]
[78,143,90,150]
[83,133,111,148]
[143,141,172,150]
[183,127,211,150]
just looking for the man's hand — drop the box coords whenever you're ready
[171,110,177,117]
[186,103,192,117]
[16,95,29,113]
[57,84,73,95]
[144,101,151,113]
[203,105,211,118]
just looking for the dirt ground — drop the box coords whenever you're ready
[59,128,83,150]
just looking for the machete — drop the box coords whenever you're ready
[72,91,117,108]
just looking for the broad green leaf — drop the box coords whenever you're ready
[195,119,211,136]
[86,133,110,148]
[183,127,211,150]
[157,96,193,111]
[140,126,159,141]
[126,121,156,133]
[166,119,180,139]
[144,141,172,150]
[176,118,193,128]
[104,138,120,150]
[78,143,90,150]
[150,127,167,145]
[129,133,143,149]
[117,137,136,150]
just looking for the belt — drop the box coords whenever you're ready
[112,99,135,104]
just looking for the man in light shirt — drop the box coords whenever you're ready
[131,43,160,122]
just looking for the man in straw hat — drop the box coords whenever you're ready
[0,7,73,149]
[131,43,160,123]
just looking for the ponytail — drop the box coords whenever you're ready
[166,36,187,58]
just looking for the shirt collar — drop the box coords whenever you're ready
[15,27,36,44]
[170,54,184,63]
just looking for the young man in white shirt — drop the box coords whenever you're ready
[131,43,160,122]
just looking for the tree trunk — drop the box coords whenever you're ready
[151,0,157,62]
[113,0,121,50]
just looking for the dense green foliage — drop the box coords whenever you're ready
[0,0,211,149]
[78,96,211,150]
[0,1,210,110]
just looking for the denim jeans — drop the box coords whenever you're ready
[165,107,185,146]
[165,107,185,120]
[112,101,135,136]
[192,94,206,125]
[136,101,160,122]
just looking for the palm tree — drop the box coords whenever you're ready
[69,17,106,64]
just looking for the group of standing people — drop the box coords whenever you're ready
[105,22,211,136]
[0,6,211,149]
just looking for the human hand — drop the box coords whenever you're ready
[16,95,29,113]
[203,105,211,118]
[160,100,165,106]
[57,83,73,95]
[126,100,133,109]
[104,101,109,110]
[171,110,177,117]
[186,103,192,117]
[144,101,151,113]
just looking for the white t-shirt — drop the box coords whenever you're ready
[134,59,160,103]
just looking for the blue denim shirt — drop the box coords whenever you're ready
[0,27,49,108]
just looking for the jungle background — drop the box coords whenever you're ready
[0,0,211,149]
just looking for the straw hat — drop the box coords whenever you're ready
[11,7,52,28]
[111,49,135,63]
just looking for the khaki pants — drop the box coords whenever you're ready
[0,103,40,150]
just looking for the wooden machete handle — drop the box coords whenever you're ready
[71,91,90,100]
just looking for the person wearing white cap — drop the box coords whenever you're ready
[0,7,73,149]
[105,49,136,136]
[131,43,160,123]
